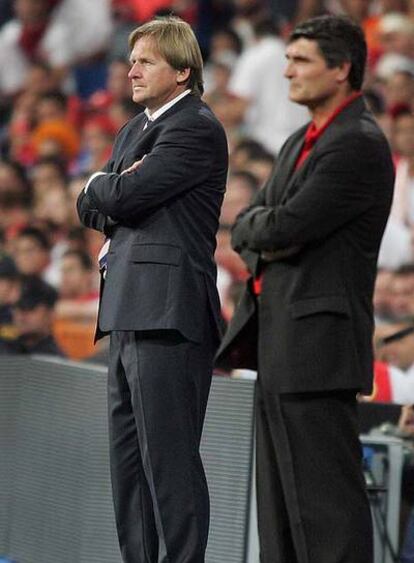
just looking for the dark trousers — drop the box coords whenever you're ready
[255,380,373,563]
[108,325,214,563]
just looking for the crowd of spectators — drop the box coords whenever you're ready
[1,0,414,556]
[0,0,412,364]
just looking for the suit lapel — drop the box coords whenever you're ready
[112,95,201,174]
[278,96,368,204]
[113,112,149,173]
[266,126,307,205]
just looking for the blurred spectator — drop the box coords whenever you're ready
[362,87,392,138]
[112,0,174,23]
[30,155,68,197]
[0,159,32,231]
[229,137,276,185]
[383,69,414,109]
[376,320,414,370]
[66,225,88,252]
[33,183,70,227]
[0,0,13,28]
[11,225,56,283]
[0,158,32,202]
[367,321,414,404]
[299,0,328,19]
[0,0,112,98]
[5,90,38,163]
[375,52,414,82]
[0,253,21,330]
[23,60,61,95]
[88,58,132,113]
[378,13,414,59]
[338,0,371,24]
[203,26,243,93]
[108,96,140,129]
[388,263,414,319]
[55,249,99,320]
[75,115,116,174]
[378,217,412,269]
[220,170,259,226]
[231,137,272,170]
[27,90,81,162]
[203,51,240,136]
[231,0,272,46]
[270,0,326,29]
[374,267,394,322]
[35,91,70,123]
[31,117,80,162]
[0,274,64,355]
[390,107,414,226]
[227,18,308,154]
[209,25,243,61]
[242,146,275,185]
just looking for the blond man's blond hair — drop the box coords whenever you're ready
[129,16,204,96]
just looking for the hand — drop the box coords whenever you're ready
[398,405,414,437]
[121,155,147,175]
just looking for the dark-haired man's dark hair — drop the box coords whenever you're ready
[63,249,93,271]
[288,15,367,91]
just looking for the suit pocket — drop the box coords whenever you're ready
[129,244,181,266]
[289,295,350,319]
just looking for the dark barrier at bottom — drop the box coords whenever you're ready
[0,356,255,563]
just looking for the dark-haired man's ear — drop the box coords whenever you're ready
[336,61,352,84]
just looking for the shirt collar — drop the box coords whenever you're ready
[304,91,362,149]
[145,89,191,122]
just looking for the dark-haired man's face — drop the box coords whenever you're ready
[284,38,351,110]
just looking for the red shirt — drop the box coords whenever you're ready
[253,91,362,295]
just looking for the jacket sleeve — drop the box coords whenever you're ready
[230,135,393,253]
[85,115,219,223]
[76,122,128,233]
[231,187,265,273]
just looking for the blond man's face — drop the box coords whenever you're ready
[128,37,189,113]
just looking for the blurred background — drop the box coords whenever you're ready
[2,0,414,559]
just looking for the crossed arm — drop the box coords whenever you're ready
[77,117,217,232]
[231,138,381,270]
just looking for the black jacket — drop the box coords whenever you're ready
[216,97,394,394]
[77,94,228,343]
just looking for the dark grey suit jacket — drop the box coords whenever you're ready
[216,96,394,394]
[77,94,228,343]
